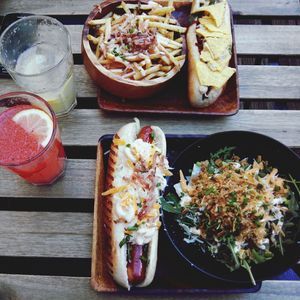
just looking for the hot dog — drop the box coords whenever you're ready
[187,0,236,107]
[102,119,170,289]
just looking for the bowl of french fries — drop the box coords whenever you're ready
[82,0,187,99]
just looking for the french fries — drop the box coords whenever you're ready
[87,1,185,81]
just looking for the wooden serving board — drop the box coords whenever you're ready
[91,135,260,294]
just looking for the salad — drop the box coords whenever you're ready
[162,147,300,285]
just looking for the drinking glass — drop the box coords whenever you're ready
[0,92,66,185]
[0,16,77,117]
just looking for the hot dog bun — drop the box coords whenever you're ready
[187,23,223,108]
[103,119,169,289]
[187,0,235,107]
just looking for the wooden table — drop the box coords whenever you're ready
[0,0,300,299]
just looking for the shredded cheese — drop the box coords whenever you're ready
[113,138,126,146]
[102,185,128,196]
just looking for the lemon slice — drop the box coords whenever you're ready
[12,108,54,147]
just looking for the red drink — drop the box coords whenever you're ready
[0,92,65,185]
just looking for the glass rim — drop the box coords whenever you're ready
[0,15,72,78]
[0,91,59,167]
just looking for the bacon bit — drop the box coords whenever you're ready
[122,31,157,52]
[105,62,127,70]
[132,173,150,190]
[133,32,155,51]
[138,205,148,220]
[138,194,157,220]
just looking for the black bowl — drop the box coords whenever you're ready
[162,131,300,284]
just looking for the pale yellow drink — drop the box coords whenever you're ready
[38,73,76,116]
[0,16,77,117]
[14,43,77,116]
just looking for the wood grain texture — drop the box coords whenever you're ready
[0,275,299,300]
[1,65,299,100]
[235,25,300,56]
[0,108,299,197]
[0,159,95,198]
[238,66,300,100]
[0,0,300,16]
[0,211,91,234]
[57,109,300,147]
[0,111,298,200]
[66,25,300,55]
[0,211,92,257]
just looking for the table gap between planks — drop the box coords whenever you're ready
[0,0,300,299]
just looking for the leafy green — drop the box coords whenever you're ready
[252,249,273,264]
[112,47,119,57]
[180,205,201,228]
[119,233,132,248]
[228,192,237,206]
[279,235,284,256]
[242,196,249,207]
[204,186,217,195]
[207,146,235,174]
[227,239,240,270]
[140,255,148,264]
[207,162,219,175]
[126,224,139,232]
[287,176,300,212]
[126,243,132,262]
[112,47,126,60]
[171,153,300,287]
[160,193,182,214]
[288,174,300,195]
[210,146,235,162]
[281,176,300,246]
[241,259,256,286]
